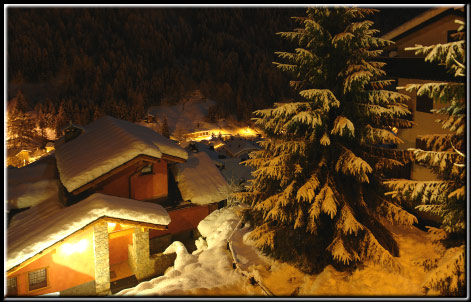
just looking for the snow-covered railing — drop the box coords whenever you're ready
[226,218,274,297]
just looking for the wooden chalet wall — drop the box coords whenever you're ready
[149,203,219,240]
[95,158,168,201]
[7,228,96,296]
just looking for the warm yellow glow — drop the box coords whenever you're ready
[391,127,398,134]
[183,126,261,142]
[214,143,225,149]
[236,127,257,137]
[60,239,88,255]
[107,222,117,232]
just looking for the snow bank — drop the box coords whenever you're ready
[115,206,244,296]
[7,193,171,271]
[171,152,230,205]
[55,116,188,193]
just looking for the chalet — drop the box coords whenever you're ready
[6,115,230,296]
[6,193,171,296]
[379,7,464,180]
[54,115,188,201]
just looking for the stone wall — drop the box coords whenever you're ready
[60,280,96,296]
[93,222,110,296]
[128,227,153,281]
[151,253,177,276]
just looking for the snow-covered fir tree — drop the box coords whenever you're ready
[384,18,465,296]
[236,7,417,274]
[6,92,38,150]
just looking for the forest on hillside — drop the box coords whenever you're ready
[7,7,305,129]
[6,6,431,148]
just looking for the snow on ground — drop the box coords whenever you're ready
[115,206,262,296]
[116,205,448,297]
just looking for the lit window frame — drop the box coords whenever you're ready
[7,276,18,296]
[27,267,49,292]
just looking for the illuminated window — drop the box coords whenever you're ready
[7,277,17,296]
[141,164,153,175]
[28,267,48,291]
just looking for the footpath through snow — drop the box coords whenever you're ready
[116,205,445,297]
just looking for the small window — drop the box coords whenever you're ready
[28,267,48,291]
[416,94,433,113]
[7,277,18,296]
[141,164,153,175]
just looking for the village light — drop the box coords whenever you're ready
[60,239,88,255]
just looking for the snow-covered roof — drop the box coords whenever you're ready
[7,154,60,209]
[171,151,230,205]
[55,115,188,193]
[7,193,171,271]
[222,138,260,158]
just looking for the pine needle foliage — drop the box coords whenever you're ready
[384,17,466,296]
[236,7,416,274]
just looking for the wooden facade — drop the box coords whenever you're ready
[72,154,185,202]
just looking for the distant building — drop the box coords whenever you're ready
[379,7,464,180]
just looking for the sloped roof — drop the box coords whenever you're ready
[381,7,459,41]
[55,115,188,193]
[222,138,261,158]
[7,193,171,272]
[7,153,59,209]
[171,151,230,205]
